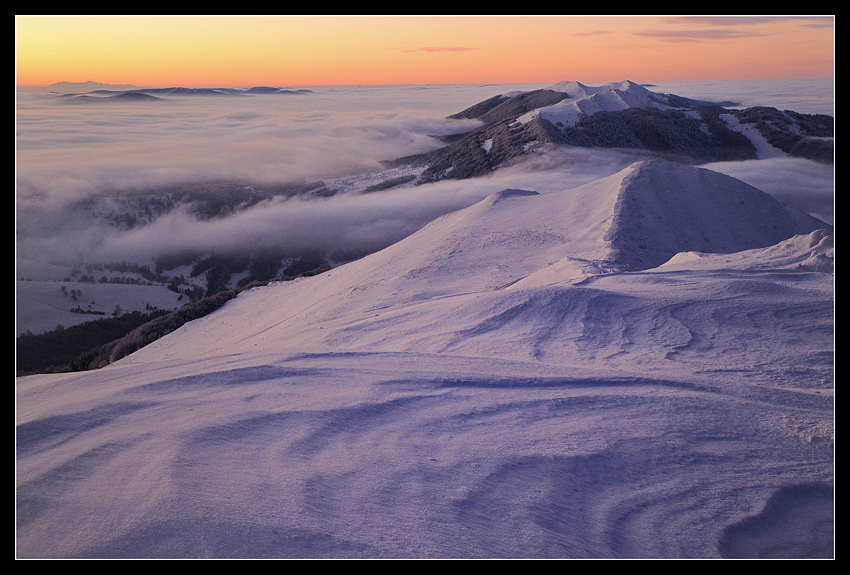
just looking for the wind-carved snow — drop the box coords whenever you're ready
[16,160,833,558]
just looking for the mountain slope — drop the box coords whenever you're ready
[117,160,830,367]
[16,161,833,558]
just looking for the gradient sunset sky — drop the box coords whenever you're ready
[15,15,834,88]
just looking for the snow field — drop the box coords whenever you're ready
[16,159,833,558]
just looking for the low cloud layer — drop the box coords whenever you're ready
[703,157,834,225]
[16,82,834,269]
[15,88,482,206]
[16,86,492,264]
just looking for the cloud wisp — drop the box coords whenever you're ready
[398,46,480,53]
[634,28,763,41]
[636,16,834,42]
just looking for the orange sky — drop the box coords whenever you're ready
[15,15,835,87]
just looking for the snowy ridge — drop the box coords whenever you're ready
[16,160,833,558]
[121,160,828,365]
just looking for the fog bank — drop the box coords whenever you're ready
[16,80,833,267]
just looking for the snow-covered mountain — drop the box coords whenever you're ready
[403,80,833,182]
[48,85,315,102]
[16,160,833,558]
[101,160,829,364]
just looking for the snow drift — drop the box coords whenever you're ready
[16,160,833,558]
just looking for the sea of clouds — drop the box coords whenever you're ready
[15,79,834,267]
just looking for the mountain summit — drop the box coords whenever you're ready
[517,80,727,128]
[599,159,829,270]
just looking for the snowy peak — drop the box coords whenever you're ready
[521,80,676,127]
[417,159,831,277]
[603,160,829,270]
[547,79,645,96]
[330,160,829,295]
[369,160,830,292]
[546,80,663,106]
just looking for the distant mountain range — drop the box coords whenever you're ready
[48,84,314,101]
[34,80,835,308]
[48,81,140,92]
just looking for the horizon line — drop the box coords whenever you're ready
[17,75,836,90]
